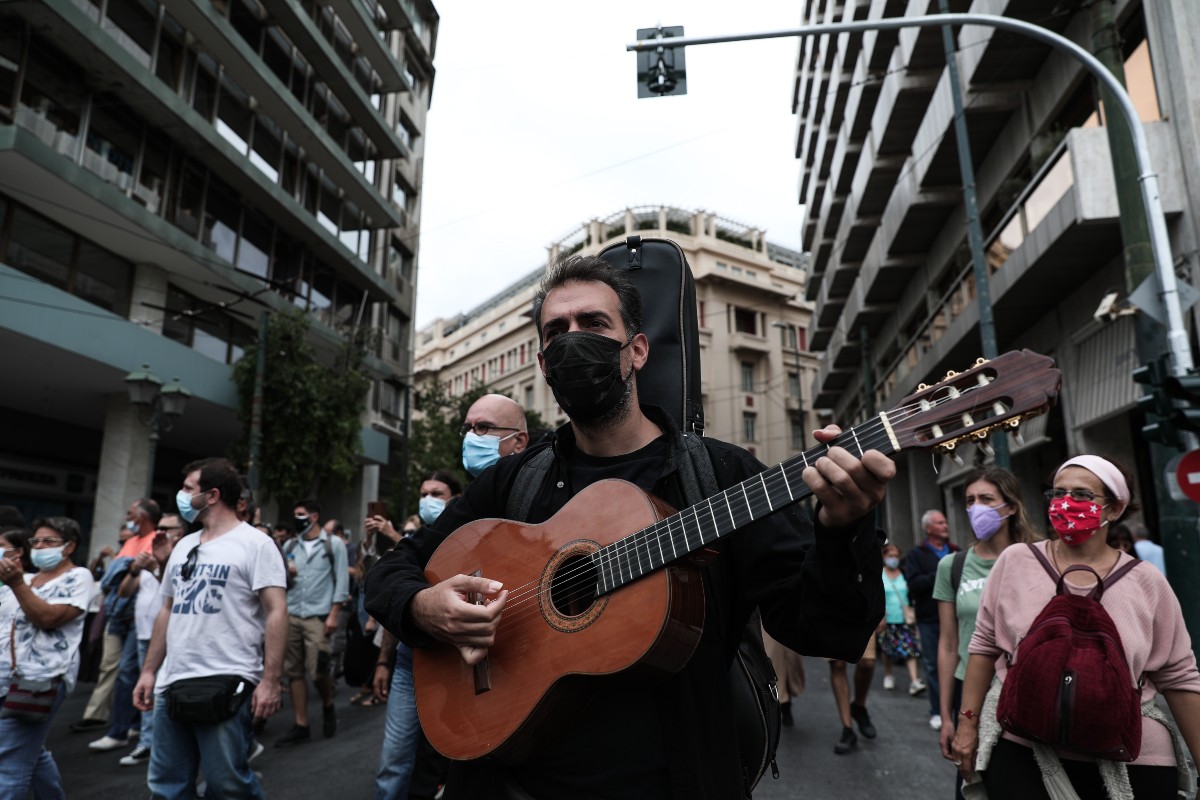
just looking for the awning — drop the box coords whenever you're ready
[1068,315,1139,429]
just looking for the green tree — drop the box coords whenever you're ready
[231,310,375,504]
[401,381,548,516]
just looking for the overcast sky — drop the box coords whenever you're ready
[412,2,808,327]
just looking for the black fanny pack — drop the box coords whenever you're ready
[166,675,253,724]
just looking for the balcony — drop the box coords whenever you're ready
[959,0,1072,85]
[729,331,771,355]
[870,48,940,157]
[874,123,1184,411]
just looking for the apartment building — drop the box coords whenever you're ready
[0,0,437,553]
[794,0,1200,546]
[414,206,818,470]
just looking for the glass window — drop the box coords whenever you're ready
[740,361,754,392]
[74,240,133,314]
[203,179,239,263]
[6,206,73,290]
[191,56,217,120]
[790,418,803,450]
[734,307,757,335]
[102,0,156,67]
[174,164,205,237]
[162,286,193,345]
[787,372,800,399]
[154,14,185,91]
[237,208,272,278]
[742,413,757,443]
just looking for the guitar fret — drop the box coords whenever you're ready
[707,500,720,542]
[782,469,794,502]
[723,490,735,530]
[692,506,706,546]
[741,483,752,520]
[760,473,773,512]
[655,523,665,566]
[850,427,863,457]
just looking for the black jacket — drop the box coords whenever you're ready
[903,539,959,624]
[365,408,884,800]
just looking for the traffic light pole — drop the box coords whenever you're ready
[628,13,1192,377]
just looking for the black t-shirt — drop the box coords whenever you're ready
[512,435,672,799]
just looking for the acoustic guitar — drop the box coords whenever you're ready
[415,349,1062,760]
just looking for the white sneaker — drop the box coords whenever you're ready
[89,735,130,752]
[883,675,896,690]
[119,744,151,766]
[929,714,943,731]
[909,679,927,696]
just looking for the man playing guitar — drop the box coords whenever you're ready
[365,254,895,800]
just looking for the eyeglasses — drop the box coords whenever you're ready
[28,537,65,547]
[156,525,183,533]
[459,422,520,438]
[180,545,201,581]
[1044,488,1108,503]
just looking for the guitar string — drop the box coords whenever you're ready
[489,382,1008,630]
[489,385,1002,632]
[488,412,916,634]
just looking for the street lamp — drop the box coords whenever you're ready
[124,364,191,497]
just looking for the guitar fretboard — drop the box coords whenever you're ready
[590,414,901,596]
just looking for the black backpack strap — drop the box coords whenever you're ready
[950,548,968,594]
[679,433,719,504]
[505,447,555,523]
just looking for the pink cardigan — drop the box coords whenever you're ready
[968,540,1200,766]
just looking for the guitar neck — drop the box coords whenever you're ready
[592,412,902,596]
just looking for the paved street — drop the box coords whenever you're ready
[51,657,953,798]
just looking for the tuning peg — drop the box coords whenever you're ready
[1011,429,1025,449]
[947,451,964,467]
[978,440,995,458]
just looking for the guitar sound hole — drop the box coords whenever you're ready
[549,555,598,618]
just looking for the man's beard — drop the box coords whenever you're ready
[573,374,634,433]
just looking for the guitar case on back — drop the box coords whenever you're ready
[596,236,781,794]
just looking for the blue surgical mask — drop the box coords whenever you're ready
[176,489,205,523]
[418,496,446,525]
[968,503,1010,541]
[31,546,66,570]
[462,432,510,477]
[883,556,900,569]
[125,520,139,533]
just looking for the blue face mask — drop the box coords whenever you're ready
[418,496,446,525]
[31,546,66,570]
[883,556,900,569]
[176,489,206,523]
[462,431,517,477]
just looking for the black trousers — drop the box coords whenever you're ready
[981,738,1178,799]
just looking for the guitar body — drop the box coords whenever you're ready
[414,479,706,761]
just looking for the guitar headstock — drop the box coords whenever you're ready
[886,350,1061,454]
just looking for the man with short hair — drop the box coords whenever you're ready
[366,255,893,799]
[1132,524,1167,576]
[81,498,163,745]
[904,509,957,731]
[275,499,349,747]
[133,457,287,798]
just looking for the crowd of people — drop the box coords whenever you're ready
[1,255,1197,800]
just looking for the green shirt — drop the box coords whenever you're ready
[933,547,998,681]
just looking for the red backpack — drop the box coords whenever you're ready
[996,543,1142,761]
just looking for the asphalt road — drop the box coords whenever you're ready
[50,657,953,799]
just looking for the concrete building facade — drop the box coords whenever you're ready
[794,0,1200,548]
[414,206,819,471]
[0,0,438,554]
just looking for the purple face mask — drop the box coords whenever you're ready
[967,503,1010,541]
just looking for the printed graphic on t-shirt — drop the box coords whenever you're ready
[959,576,988,596]
[172,563,231,615]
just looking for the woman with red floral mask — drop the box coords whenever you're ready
[949,455,1200,800]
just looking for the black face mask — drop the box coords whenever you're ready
[294,515,313,535]
[541,332,632,425]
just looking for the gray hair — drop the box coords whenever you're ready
[920,509,944,531]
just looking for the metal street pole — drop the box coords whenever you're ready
[935,0,1009,468]
[628,13,1192,377]
[247,311,268,498]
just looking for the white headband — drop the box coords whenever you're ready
[1056,455,1130,504]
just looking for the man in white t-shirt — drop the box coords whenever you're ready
[133,458,287,799]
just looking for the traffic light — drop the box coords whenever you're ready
[1134,357,1181,449]
[636,26,687,98]
[1162,371,1200,433]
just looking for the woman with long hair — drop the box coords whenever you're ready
[934,466,1036,798]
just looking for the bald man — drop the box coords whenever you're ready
[460,393,529,476]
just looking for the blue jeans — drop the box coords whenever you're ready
[0,680,67,799]
[917,620,941,717]
[375,644,419,800]
[148,691,263,800]
[136,639,155,744]
[106,626,141,740]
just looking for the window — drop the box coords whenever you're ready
[790,417,803,450]
[524,384,534,409]
[740,361,755,393]
[742,413,757,443]
[734,307,757,335]
[787,372,801,399]
[698,301,706,328]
